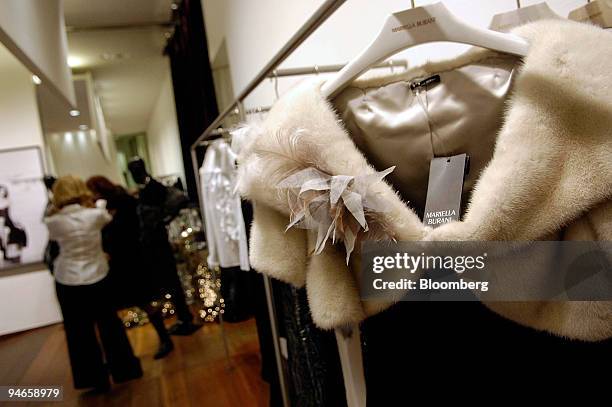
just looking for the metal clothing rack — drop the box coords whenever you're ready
[204,60,407,127]
[190,1,377,406]
[191,0,347,148]
[269,58,407,78]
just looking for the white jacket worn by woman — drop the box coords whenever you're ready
[45,204,112,286]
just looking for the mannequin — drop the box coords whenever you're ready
[127,157,149,185]
[128,157,199,336]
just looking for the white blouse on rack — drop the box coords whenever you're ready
[199,138,250,271]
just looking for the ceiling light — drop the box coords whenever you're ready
[171,3,178,10]
[79,124,89,130]
[67,56,83,68]
[64,132,74,145]
[32,75,41,85]
[69,109,80,117]
[100,52,132,62]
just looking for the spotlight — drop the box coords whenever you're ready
[67,56,83,68]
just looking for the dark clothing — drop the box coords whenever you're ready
[102,193,151,307]
[361,301,612,405]
[136,179,192,323]
[100,191,170,344]
[102,193,141,272]
[55,277,142,389]
[219,265,254,323]
[241,202,283,406]
[138,178,187,226]
[273,280,347,407]
[241,201,345,406]
[102,191,170,342]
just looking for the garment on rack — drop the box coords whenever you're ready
[200,140,252,322]
[272,280,347,407]
[200,139,250,271]
[235,20,612,341]
[239,201,283,407]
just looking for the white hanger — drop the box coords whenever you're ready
[321,2,530,98]
[490,1,562,32]
[568,0,612,29]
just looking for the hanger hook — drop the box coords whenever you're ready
[272,70,280,101]
[314,64,320,75]
[236,101,246,121]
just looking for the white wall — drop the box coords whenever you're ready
[0,47,45,150]
[46,129,121,182]
[0,271,62,335]
[146,61,186,185]
[0,0,75,107]
[0,44,62,335]
[44,74,122,183]
[202,0,589,111]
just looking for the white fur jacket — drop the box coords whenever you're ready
[236,20,612,341]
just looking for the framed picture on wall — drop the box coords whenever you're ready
[0,146,48,271]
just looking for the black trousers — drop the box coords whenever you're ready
[163,268,193,323]
[144,244,193,324]
[55,277,142,389]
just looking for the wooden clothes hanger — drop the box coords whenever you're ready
[569,0,612,29]
[321,1,530,98]
[490,1,562,32]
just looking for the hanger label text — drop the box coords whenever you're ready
[392,17,436,33]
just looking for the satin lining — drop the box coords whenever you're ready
[333,55,519,216]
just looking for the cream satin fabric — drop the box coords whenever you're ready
[333,55,518,216]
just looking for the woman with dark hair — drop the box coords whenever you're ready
[86,176,173,359]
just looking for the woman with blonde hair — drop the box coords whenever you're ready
[44,175,141,392]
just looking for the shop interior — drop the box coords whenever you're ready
[0,0,611,406]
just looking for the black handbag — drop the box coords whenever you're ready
[44,240,59,273]
[162,186,189,224]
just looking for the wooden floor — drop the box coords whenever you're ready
[0,318,269,407]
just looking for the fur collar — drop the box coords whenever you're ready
[237,20,612,340]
